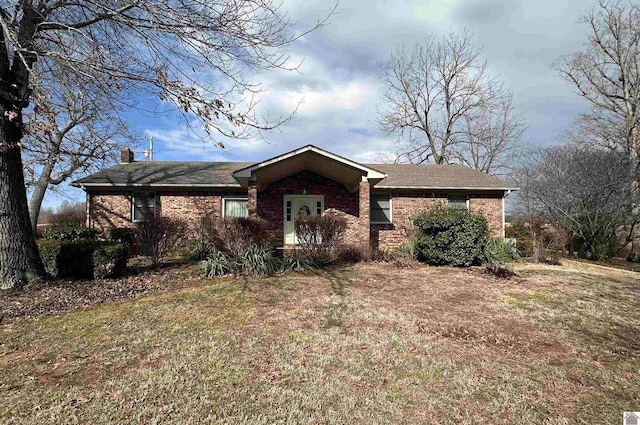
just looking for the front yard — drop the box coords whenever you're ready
[1,260,639,424]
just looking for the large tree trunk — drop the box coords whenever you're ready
[0,113,46,289]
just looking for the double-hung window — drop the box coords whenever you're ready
[371,194,392,224]
[447,194,468,210]
[223,197,249,218]
[132,192,155,222]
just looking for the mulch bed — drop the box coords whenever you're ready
[0,264,197,324]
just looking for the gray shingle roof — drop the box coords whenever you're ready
[73,160,515,190]
[72,161,253,187]
[365,163,515,189]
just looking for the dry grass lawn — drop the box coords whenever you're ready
[1,260,639,424]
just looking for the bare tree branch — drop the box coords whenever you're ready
[379,29,526,174]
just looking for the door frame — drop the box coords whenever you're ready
[283,194,325,245]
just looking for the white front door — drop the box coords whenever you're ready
[284,195,324,245]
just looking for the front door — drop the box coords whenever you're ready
[284,195,324,245]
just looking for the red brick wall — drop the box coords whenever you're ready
[90,192,134,230]
[88,190,231,235]
[371,191,505,250]
[257,170,368,247]
[158,192,222,234]
[469,194,504,238]
[371,193,445,250]
[88,184,505,248]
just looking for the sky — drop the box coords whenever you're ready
[51,0,593,209]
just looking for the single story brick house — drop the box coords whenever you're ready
[71,145,517,250]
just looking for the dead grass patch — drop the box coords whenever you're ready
[0,260,638,424]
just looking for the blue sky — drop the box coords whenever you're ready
[50,0,592,209]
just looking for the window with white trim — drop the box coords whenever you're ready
[132,192,155,222]
[371,194,392,224]
[223,197,249,218]
[447,194,468,210]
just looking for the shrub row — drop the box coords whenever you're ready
[42,225,99,241]
[38,239,128,279]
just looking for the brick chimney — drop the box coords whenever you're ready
[120,148,135,164]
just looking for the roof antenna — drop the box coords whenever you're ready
[143,136,153,161]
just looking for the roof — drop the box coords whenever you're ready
[233,145,386,181]
[72,161,252,187]
[231,145,387,192]
[367,163,516,190]
[72,152,516,191]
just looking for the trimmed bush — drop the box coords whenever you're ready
[413,205,489,267]
[42,225,99,241]
[37,239,127,279]
[294,214,347,263]
[37,239,63,277]
[93,243,129,279]
[105,227,138,247]
[484,238,520,264]
[200,250,235,277]
[136,217,188,267]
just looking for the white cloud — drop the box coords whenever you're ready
[411,0,463,23]
[279,81,372,113]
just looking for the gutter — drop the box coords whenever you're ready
[71,182,243,189]
[373,185,519,191]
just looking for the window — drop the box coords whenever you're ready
[371,194,392,224]
[223,197,248,218]
[447,194,468,210]
[285,200,292,222]
[132,192,155,222]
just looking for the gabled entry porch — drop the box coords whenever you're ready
[231,145,386,249]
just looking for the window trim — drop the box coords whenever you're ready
[370,193,392,225]
[131,191,156,222]
[222,196,249,218]
[447,194,469,210]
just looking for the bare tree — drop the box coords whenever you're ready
[512,145,632,260]
[0,0,330,289]
[450,93,526,176]
[23,74,132,235]
[556,0,640,224]
[379,30,525,173]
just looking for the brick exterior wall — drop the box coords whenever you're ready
[371,193,445,250]
[256,170,368,247]
[371,191,505,250]
[469,194,504,238]
[158,192,222,234]
[88,190,239,235]
[87,180,505,250]
[90,192,135,229]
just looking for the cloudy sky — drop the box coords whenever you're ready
[56,0,593,208]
